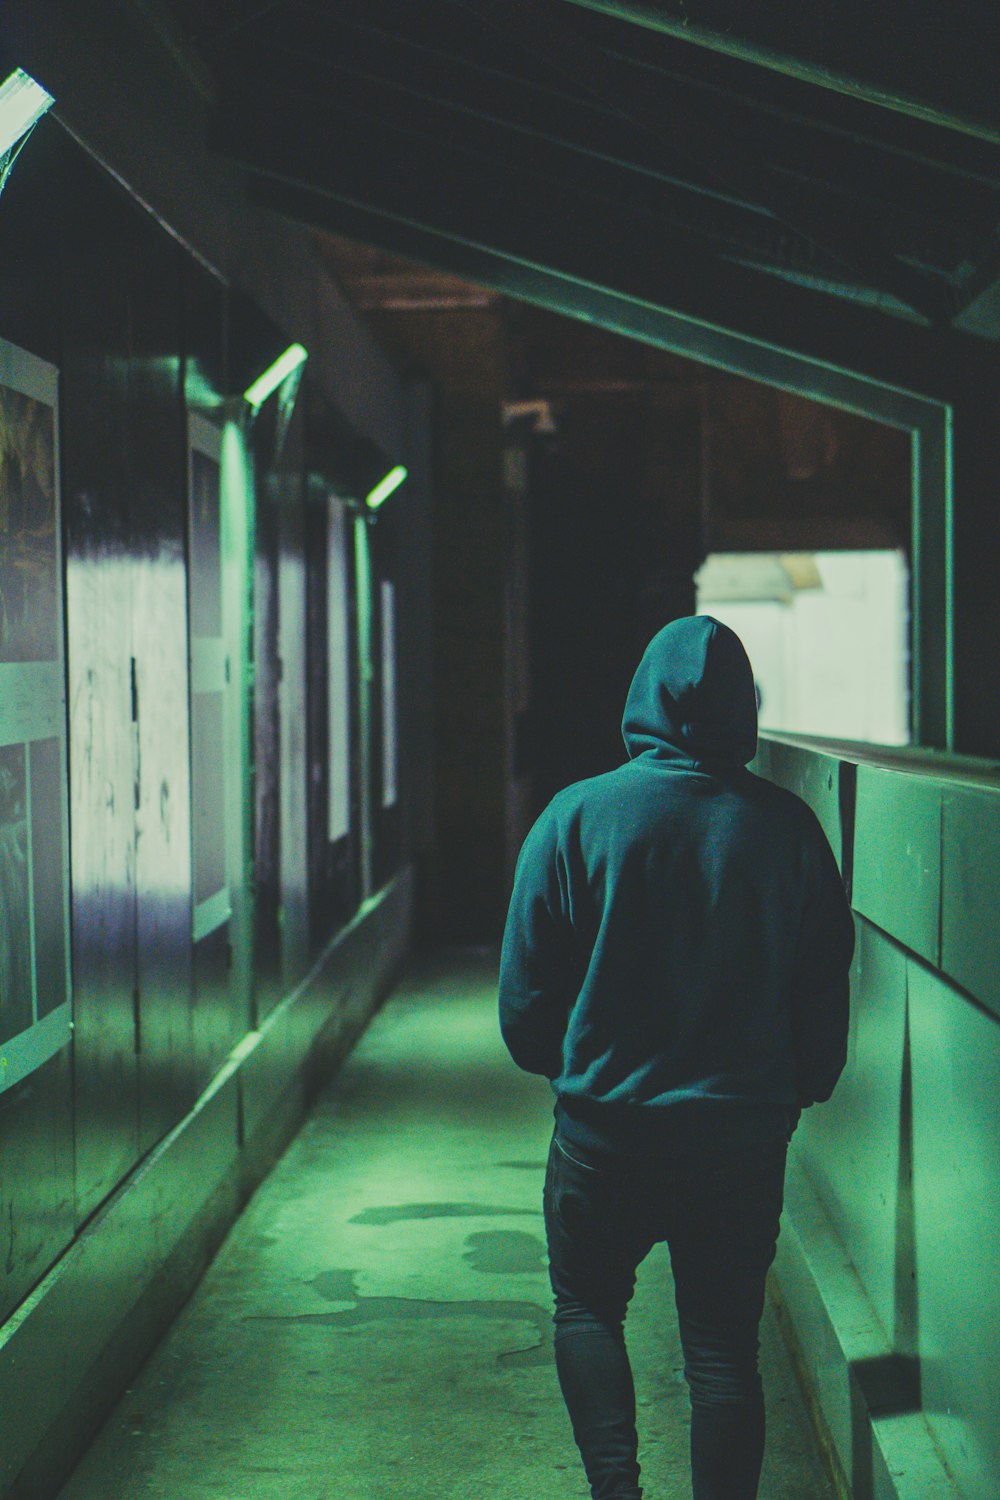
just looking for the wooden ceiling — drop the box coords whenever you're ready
[163,0,1000,342]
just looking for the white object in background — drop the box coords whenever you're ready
[696,550,910,746]
[380,579,398,808]
[327,498,352,841]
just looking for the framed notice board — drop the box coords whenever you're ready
[0,336,72,1093]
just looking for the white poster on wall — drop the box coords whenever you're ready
[381,578,398,809]
[187,413,232,944]
[327,497,351,841]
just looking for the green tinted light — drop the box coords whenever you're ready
[243,342,307,408]
[365,465,407,510]
[0,68,54,156]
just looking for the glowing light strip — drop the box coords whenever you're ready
[365,465,407,509]
[0,68,54,156]
[243,342,307,408]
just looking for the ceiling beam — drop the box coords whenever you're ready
[447,0,950,320]
[219,69,922,296]
[232,21,998,243]
[247,8,1000,184]
[215,61,957,323]
[207,0,285,43]
[235,137,992,404]
[223,41,764,219]
[215,86,941,324]
[561,0,1000,145]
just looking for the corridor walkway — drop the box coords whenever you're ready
[57,950,837,1500]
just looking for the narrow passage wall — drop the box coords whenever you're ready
[757,735,1000,1500]
[0,19,429,1497]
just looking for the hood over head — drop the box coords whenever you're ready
[622,615,757,768]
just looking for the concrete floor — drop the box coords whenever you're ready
[57,949,838,1500]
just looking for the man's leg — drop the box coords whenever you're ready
[543,1132,652,1500]
[667,1132,788,1500]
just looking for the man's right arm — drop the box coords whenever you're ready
[791,815,856,1109]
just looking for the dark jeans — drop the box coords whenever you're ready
[543,1117,789,1500]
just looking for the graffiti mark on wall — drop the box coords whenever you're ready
[0,383,57,662]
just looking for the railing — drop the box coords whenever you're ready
[754,731,1000,1500]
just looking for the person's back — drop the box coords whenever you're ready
[500,612,854,1158]
[498,614,855,1500]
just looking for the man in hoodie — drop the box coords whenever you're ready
[498,615,855,1500]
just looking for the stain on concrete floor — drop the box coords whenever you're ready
[55,950,837,1500]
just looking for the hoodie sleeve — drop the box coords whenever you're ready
[791,812,856,1107]
[498,807,576,1080]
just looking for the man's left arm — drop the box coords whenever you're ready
[498,810,575,1080]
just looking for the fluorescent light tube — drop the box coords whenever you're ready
[365,465,407,510]
[0,68,54,156]
[243,342,307,409]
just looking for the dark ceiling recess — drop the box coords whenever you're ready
[163,0,1000,343]
[562,1,1000,146]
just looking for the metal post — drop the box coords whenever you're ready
[354,513,374,899]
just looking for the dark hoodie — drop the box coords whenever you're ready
[498,615,855,1157]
